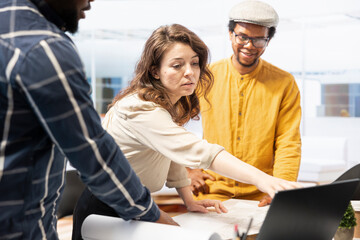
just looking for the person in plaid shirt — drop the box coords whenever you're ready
[0,0,176,239]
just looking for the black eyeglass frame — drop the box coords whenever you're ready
[232,32,269,48]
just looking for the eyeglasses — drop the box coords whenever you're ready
[232,32,269,48]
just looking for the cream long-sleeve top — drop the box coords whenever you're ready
[102,94,224,192]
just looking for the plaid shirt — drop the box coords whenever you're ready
[0,0,159,239]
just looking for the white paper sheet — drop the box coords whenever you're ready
[173,199,269,240]
[82,214,222,240]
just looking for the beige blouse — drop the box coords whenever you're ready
[102,94,224,192]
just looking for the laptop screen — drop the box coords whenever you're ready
[256,179,360,240]
[335,163,360,200]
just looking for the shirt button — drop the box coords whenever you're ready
[240,77,244,80]
[240,92,244,97]
[239,112,242,116]
[237,137,240,141]
[235,183,239,186]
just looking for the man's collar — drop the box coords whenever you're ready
[30,0,67,32]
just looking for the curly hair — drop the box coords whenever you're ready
[109,24,213,126]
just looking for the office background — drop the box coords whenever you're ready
[70,0,360,179]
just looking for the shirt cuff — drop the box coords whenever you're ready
[136,199,161,222]
[165,178,191,189]
[198,145,224,169]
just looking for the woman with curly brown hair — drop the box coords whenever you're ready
[72,24,301,239]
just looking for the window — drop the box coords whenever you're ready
[87,77,123,115]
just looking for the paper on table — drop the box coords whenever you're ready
[82,214,222,240]
[351,200,360,211]
[173,199,269,240]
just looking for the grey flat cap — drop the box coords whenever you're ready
[229,0,279,28]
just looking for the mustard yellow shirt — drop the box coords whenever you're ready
[197,57,301,201]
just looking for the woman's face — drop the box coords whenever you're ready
[155,42,200,104]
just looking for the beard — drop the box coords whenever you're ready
[235,54,258,68]
[48,0,80,33]
[61,8,79,33]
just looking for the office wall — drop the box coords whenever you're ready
[72,0,360,166]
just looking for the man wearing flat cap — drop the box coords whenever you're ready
[187,0,301,206]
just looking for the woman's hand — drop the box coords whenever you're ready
[176,183,227,214]
[209,151,303,199]
[186,199,228,214]
[255,175,303,199]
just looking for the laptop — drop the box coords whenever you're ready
[256,179,360,240]
[334,163,360,200]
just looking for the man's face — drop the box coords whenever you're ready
[229,22,269,70]
[48,0,94,33]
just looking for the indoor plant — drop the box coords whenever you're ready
[334,203,357,240]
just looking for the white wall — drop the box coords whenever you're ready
[305,117,360,167]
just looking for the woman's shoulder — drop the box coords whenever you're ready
[114,93,160,112]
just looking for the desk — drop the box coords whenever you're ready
[152,193,258,239]
[352,201,360,238]
[78,199,264,240]
[173,199,266,239]
[152,194,187,217]
[60,193,351,240]
[57,194,188,240]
